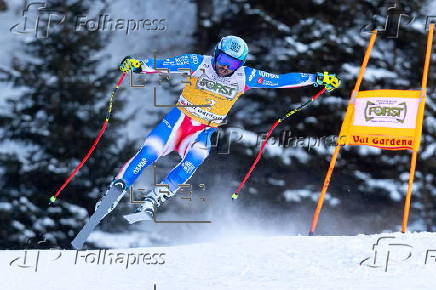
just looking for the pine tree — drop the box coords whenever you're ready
[0,0,134,248]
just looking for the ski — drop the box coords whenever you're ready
[123,211,153,224]
[71,185,125,249]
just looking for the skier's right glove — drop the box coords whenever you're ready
[315,71,341,92]
[119,56,144,73]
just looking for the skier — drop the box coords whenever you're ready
[96,35,340,223]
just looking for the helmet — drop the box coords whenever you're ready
[214,35,249,65]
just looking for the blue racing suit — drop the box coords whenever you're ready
[116,54,317,194]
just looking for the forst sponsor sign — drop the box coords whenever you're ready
[353,97,419,129]
[339,89,424,150]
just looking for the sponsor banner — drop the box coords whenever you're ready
[348,135,414,150]
[339,89,424,151]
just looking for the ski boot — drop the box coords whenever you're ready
[139,186,175,217]
[95,179,127,217]
[123,186,174,224]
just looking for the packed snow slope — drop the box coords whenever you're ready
[2,232,436,290]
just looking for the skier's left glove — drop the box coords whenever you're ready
[119,56,144,73]
[315,71,341,92]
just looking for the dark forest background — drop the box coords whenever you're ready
[0,0,435,249]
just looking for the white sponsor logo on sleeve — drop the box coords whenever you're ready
[259,71,279,78]
[248,69,256,81]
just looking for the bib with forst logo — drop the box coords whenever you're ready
[177,56,246,127]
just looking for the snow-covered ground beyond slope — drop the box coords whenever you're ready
[2,232,436,290]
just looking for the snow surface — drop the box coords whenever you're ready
[2,232,436,290]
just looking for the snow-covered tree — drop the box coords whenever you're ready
[0,0,135,248]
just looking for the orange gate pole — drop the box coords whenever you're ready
[309,30,378,235]
[401,24,434,233]
[402,151,418,233]
[309,145,341,235]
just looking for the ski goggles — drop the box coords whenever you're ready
[215,52,243,71]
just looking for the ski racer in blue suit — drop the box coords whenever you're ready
[95,35,341,222]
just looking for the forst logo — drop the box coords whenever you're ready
[364,101,407,123]
[197,76,238,99]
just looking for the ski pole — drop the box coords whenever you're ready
[49,72,127,203]
[231,87,327,200]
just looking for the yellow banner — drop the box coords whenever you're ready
[338,89,425,151]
